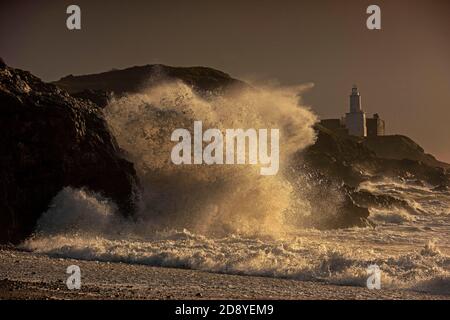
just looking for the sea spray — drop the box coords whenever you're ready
[103,81,318,237]
[169,121,281,176]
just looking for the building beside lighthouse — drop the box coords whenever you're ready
[320,85,385,137]
[366,113,385,137]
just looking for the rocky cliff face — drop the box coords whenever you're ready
[301,125,449,188]
[362,135,450,169]
[0,62,138,244]
[53,64,249,107]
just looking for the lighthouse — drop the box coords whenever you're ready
[345,85,367,137]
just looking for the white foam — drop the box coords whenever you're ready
[21,187,450,294]
[369,207,416,224]
[103,81,319,238]
[23,216,450,294]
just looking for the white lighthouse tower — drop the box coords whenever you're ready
[345,85,367,137]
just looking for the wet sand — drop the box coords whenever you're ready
[0,247,448,300]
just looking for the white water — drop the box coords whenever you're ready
[23,180,450,295]
[102,82,317,237]
[22,83,450,296]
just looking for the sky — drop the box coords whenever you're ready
[1,0,449,162]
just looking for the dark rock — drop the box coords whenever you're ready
[0,63,138,244]
[71,89,112,108]
[300,125,449,188]
[288,168,371,229]
[311,191,371,230]
[299,125,375,187]
[350,189,411,212]
[52,64,250,107]
[331,195,371,229]
[362,135,450,169]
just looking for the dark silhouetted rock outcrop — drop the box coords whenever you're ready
[0,63,138,244]
[301,124,449,188]
[362,135,450,169]
[53,64,249,107]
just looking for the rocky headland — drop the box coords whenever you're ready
[1,60,449,243]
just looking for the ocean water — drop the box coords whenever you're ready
[22,180,450,295]
[21,82,450,296]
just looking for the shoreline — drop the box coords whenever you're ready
[0,247,448,300]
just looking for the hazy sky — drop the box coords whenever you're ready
[1,0,449,162]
